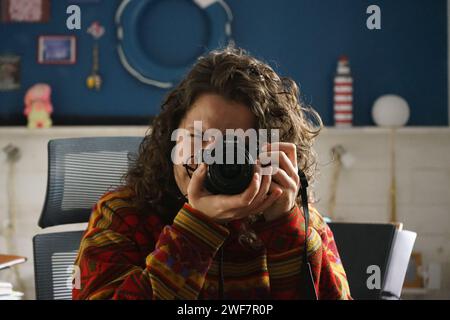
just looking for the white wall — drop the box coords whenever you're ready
[0,126,449,299]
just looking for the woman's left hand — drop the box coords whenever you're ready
[258,142,300,222]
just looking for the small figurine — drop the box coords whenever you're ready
[86,21,105,91]
[23,83,53,128]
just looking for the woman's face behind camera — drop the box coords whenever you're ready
[173,93,256,197]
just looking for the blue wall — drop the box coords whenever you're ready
[0,0,448,125]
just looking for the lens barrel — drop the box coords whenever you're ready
[204,139,255,195]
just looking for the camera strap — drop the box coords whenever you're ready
[298,170,318,300]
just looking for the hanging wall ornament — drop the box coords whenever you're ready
[115,0,234,89]
[86,21,105,91]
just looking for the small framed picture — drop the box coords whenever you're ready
[1,0,50,23]
[0,54,20,91]
[38,35,77,65]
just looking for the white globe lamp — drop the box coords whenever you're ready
[372,95,410,127]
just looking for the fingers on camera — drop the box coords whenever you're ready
[188,163,206,196]
[252,184,282,214]
[242,172,261,205]
[263,142,298,169]
[255,168,272,204]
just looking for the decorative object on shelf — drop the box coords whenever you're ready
[0,54,20,91]
[23,83,53,128]
[115,0,233,88]
[333,55,353,127]
[372,94,410,127]
[38,35,77,65]
[0,0,50,23]
[86,21,105,91]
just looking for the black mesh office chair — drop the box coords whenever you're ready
[33,136,143,300]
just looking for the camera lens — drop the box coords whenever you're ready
[219,164,241,179]
[204,139,255,195]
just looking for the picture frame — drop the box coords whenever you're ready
[403,252,424,288]
[0,0,50,23]
[37,35,77,65]
[0,54,20,91]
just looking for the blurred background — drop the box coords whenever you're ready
[0,0,449,299]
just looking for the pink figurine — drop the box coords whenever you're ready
[23,83,53,128]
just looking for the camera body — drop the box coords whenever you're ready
[203,138,256,195]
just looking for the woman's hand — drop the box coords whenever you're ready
[187,160,282,224]
[259,142,300,222]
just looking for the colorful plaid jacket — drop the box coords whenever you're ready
[72,187,351,300]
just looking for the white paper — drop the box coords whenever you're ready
[382,229,417,298]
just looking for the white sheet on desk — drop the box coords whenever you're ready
[0,291,23,300]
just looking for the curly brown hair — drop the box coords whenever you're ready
[124,45,323,224]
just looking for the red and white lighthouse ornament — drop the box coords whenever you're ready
[333,56,353,127]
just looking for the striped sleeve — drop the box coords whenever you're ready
[72,193,229,300]
[252,206,352,300]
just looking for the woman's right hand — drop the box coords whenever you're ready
[187,162,283,224]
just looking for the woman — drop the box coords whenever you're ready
[72,46,351,300]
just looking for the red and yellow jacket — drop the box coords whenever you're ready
[72,187,351,300]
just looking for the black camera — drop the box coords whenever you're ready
[203,138,256,195]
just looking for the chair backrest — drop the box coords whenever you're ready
[33,231,84,300]
[328,222,398,300]
[33,136,143,300]
[38,136,143,228]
